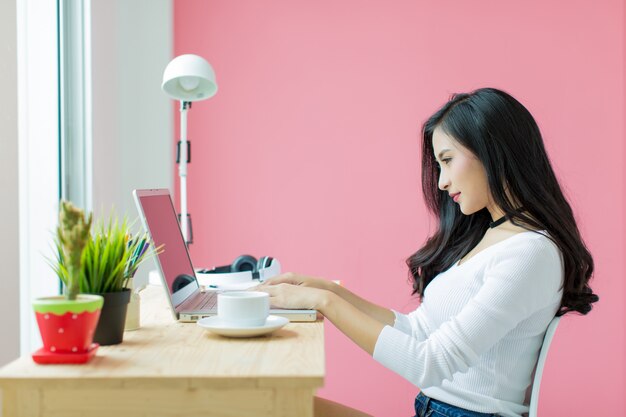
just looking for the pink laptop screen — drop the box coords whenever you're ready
[137,192,196,295]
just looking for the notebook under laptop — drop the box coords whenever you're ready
[133,188,317,322]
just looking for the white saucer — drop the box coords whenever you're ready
[197,315,289,338]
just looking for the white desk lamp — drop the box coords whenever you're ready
[162,54,218,244]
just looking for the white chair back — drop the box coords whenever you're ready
[528,316,561,417]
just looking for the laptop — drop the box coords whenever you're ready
[133,188,317,322]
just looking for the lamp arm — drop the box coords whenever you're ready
[179,100,190,243]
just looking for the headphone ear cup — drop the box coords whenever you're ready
[257,256,273,272]
[231,255,258,273]
[172,274,195,292]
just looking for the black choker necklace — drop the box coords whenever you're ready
[489,215,508,228]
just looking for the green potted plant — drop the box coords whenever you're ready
[33,201,104,364]
[53,209,156,346]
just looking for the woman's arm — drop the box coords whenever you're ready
[318,291,387,355]
[259,273,396,326]
[331,283,396,326]
[259,283,386,355]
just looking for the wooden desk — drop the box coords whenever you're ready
[0,286,325,417]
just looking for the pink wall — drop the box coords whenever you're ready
[174,1,624,415]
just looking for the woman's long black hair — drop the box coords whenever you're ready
[407,88,598,316]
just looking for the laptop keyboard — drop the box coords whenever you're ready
[178,290,218,312]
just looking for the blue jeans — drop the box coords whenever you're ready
[414,392,500,417]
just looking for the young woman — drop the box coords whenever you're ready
[257,88,599,417]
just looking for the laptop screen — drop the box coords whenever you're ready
[134,190,198,306]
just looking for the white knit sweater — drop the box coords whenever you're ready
[373,231,563,417]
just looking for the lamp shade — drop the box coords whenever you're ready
[161,54,218,101]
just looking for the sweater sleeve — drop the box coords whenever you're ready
[391,310,413,334]
[393,309,431,341]
[373,238,563,389]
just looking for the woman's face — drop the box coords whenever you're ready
[431,126,499,217]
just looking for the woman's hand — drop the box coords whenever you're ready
[257,272,334,291]
[256,282,331,311]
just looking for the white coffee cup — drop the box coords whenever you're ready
[217,291,270,327]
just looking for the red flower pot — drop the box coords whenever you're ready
[33,295,103,354]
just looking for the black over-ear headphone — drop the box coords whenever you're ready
[230,255,274,279]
